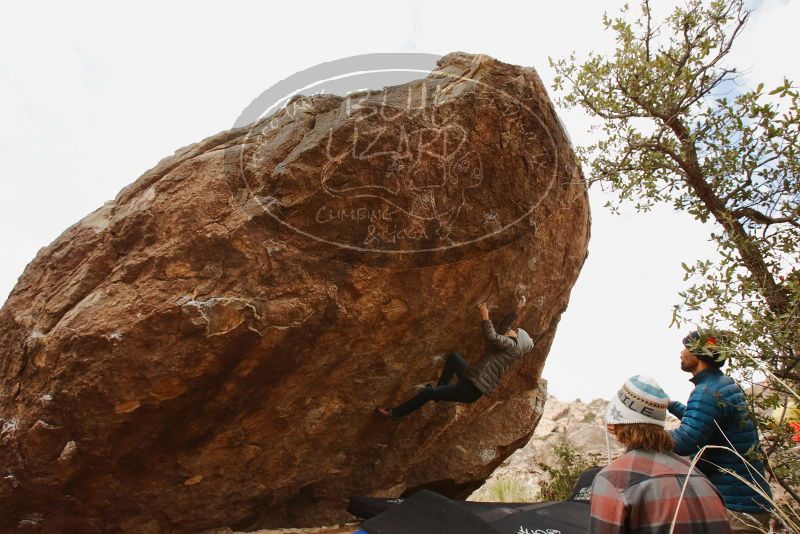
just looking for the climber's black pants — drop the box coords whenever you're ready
[390,352,482,418]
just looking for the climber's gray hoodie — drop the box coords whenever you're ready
[464,320,535,395]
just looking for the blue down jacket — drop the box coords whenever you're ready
[669,368,772,512]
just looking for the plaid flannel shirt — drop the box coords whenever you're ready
[589,448,731,533]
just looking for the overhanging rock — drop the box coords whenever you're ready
[0,52,590,532]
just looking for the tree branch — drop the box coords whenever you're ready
[732,207,800,228]
[644,0,653,62]
[665,115,791,315]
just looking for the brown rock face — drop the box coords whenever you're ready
[0,52,589,532]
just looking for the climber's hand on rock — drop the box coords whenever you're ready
[477,302,490,321]
[516,295,527,311]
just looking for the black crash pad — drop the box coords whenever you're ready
[359,489,503,534]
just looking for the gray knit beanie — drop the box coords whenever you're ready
[515,328,534,354]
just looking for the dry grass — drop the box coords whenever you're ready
[671,434,800,533]
[474,477,536,503]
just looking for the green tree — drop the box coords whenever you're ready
[550,0,799,508]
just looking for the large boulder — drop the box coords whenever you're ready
[0,52,590,532]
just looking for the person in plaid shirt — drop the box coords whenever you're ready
[590,375,730,533]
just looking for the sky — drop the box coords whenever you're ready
[1,0,798,404]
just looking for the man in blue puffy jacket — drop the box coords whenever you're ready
[669,329,773,532]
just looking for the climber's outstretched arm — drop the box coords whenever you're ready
[477,302,517,351]
[496,295,527,334]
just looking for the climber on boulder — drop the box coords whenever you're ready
[376,295,534,419]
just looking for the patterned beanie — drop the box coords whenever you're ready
[683,328,729,368]
[604,375,669,427]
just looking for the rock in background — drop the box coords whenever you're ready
[0,52,589,532]
[470,393,679,502]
